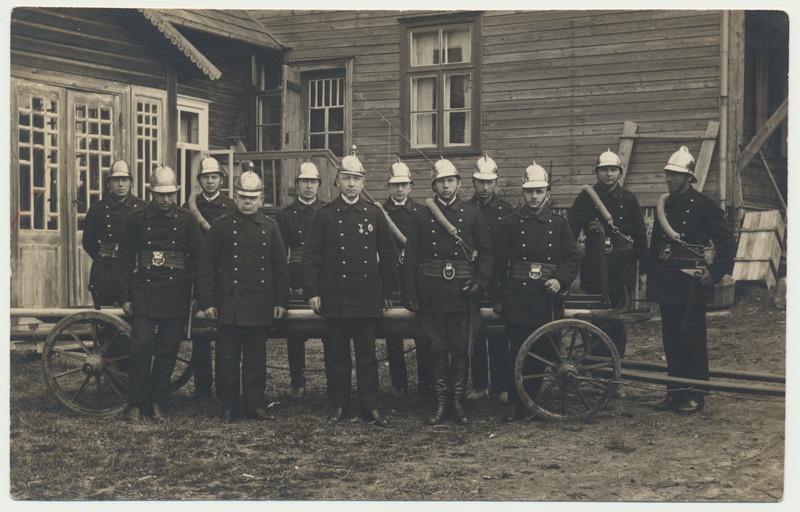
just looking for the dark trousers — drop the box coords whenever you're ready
[128,316,184,408]
[469,333,511,394]
[384,336,409,391]
[192,330,215,394]
[216,324,269,413]
[506,323,558,406]
[286,336,307,388]
[419,311,470,402]
[413,333,433,395]
[659,300,709,402]
[592,287,629,359]
[323,318,380,411]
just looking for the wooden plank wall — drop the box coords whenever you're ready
[254,9,724,208]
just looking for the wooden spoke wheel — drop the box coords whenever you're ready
[42,311,132,416]
[171,338,194,391]
[514,319,621,422]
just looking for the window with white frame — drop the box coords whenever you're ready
[175,96,209,205]
[401,14,480,154]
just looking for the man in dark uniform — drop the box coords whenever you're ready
[276,161,326,398]
[183,156,235,398]
[197,170,289,423]
[647,146,735,414]
[403,158,493,425]
[82,160,146,307]
[493,162,581,421]
[301,149,396,426]
[465,154,513,404]
[567,149,648,397]
[381,158,427,398]
[116,166,204,422]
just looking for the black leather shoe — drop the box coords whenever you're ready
[504,404,528,422]
[248,408,271,420]
[427,404,447,425]
[365,409,388,427]
[676,399,704,414]
[222,410,237,424]
[125,405,143,423]
[152,403,167,421]
[654,396,678,411]
[453,400,469,425]
[328,406,346,422]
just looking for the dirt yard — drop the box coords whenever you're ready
[7,288,787,503]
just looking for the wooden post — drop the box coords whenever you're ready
[693,121,721,193]
[616,121,638,186]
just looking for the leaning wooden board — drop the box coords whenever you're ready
[732,210,785,289]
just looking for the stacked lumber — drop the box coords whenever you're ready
[732,210,785,289]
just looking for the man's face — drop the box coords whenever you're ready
[337,173,364,200]
[107,177,132,199]
[234,193,263,215]
[473,178,497,201]
[296,178,320,201]
[152,191,176,211]
[433,176,460,201]
[665,170,691,195]
[388,181,412,203]
[595,166,621,189]
[523,187,549,210]
[198,173,223,196]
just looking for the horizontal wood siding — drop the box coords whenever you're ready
[255,10,724,207]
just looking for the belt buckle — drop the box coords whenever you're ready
[605,237,613,254]
[152,251,165,267]
[662,243,672,260]
[528,264,542,280]
[442,262,456,280]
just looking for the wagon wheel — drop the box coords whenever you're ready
[42,311,132,416]
[170,338,194,391]
[514,318,621,422]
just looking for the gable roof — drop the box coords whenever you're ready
[154,9,284,50]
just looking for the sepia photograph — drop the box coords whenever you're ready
[2,0,794,508]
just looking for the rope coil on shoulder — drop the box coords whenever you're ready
[425,198,477,262]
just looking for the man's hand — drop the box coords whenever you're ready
[274,306,287,320]
[699,268,714,286]
[492,301,502,315]
[309,296,322,315]
[122,302,133,316]
[203,306,218,320]
[384,298,394,310]
[544,278,561,294]
[403,299,418,313]
[460,279,483,300]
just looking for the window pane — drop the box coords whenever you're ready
[445,111,470,146]
[411,76,437,110]
[329,107,343,132]
[445,74,471,109]
[310,109,325,133]
[410,30,439,66]
[310,134,325,149]
[411,112,436,147]
[329,134,344,157]
[443,28,471,63]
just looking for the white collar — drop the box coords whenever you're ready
[299,197,317,206]
[202,191,220,202]
[340,194,360,205]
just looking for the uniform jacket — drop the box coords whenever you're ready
[82,193,147,297]
[115,201,204,318]
[647,186,735,305]
[183,192,235,228]
[403,196,493,313]
[197,210,290,326]
[301,195,396,319]
[493,206,581,325]
[467,192,514,236]
[276,197,325,290]
[382,197,422,292]
[567,182,648,293]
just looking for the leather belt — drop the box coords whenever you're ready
[658,243,704,263]
[610,233,634,253]
[98,241,119,258]
[138,250,187,270]
[419,259,471,280]
[288,247,303,264]
[507,260,557,281]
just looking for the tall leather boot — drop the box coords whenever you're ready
[451,355,469,424]
[427,358,449,425]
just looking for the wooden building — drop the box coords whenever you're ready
[9,8,788,309]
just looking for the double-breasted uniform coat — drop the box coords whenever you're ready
[276,197,326,391]
[301,195,396,412]
[186,193,235,228]
[466,192,513,397]
[115,201,204,409]
[82,193,146,305]
[567,182,648,358]
[647,186,735,404]
[197,209,290,414]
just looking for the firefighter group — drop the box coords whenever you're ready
[83,146,735,424]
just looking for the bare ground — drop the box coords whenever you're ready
[7,289,786,502]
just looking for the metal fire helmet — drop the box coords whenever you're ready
[338,146,366,177]
[108,160,133,179]
[234,170,264,197]
[473,153,499,180]
[197,156,226,177]
[388,158,413,184]
[431,157,460,182]
[522,161,549,189]
[297,161,322,182]
[149,165,180,193]
[663,146,697,183]
[595,149,623,172]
